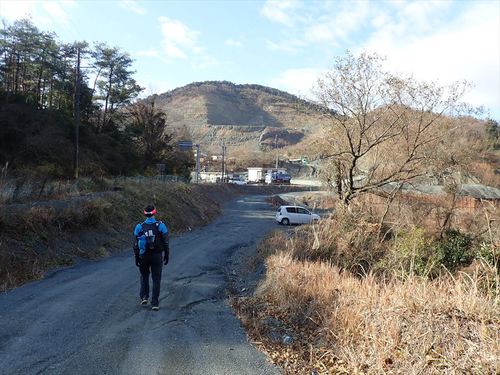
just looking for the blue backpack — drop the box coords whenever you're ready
[137,221,162,256]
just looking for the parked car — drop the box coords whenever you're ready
[275,205,320,225]
[229,179,247,185]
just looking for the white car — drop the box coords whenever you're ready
[229,179,247,185]
[275,205,320,225]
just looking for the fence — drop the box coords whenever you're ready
[0,175,188,204]
[113,175,188,184]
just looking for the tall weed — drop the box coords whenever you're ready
[238,253,499,374]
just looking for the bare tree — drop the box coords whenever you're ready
[314,52,471,206]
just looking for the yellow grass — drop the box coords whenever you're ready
[239,252,499,374]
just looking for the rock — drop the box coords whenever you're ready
[268,331,281,343]
[282,334,293,345]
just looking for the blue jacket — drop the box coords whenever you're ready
[133,217,169,257]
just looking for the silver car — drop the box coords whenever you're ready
[275,205,320,225]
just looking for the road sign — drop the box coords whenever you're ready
[178,140,193,151]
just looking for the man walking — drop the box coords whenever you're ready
[133,205,169,311]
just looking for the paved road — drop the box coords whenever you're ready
[0,196,280,375]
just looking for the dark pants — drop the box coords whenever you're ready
[139,253,163,306]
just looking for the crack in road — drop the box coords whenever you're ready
[171,271,209,282]
[180,297,218,311]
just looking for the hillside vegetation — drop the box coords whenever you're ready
[147,81,329,154]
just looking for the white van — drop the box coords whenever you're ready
[275,205,320,225]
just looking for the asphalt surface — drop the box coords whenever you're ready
[0,195,280,375]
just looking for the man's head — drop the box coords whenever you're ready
[143,205,157,217]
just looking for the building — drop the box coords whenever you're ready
[247,167,266,183]
[197,171,222,183]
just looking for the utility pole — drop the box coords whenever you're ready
[73,46,81,180]
[221,140,226,183]
[275,134,279,169]
[195,144,200,183]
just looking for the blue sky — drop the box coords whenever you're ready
[1,0,499,119]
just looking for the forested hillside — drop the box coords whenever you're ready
[0,19,193,178]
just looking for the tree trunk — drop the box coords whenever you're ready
[48,75,53,108]
[14,52,20,94]
[440,192,458,239]
[336,160,343,200]
[36,57,44,108]
[378,183,403,241]
[101,64,113,132]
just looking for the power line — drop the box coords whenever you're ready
[275,134,279,169]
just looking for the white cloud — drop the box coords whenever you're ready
[42,1,72,25]
[270,68,324,97]
[261,0,302,26]
[0,0,37,21]
[263,1,371,53]
[119,0,146,15]
[400,0,452,31]
[225,38,243,47]
[158,16,201,60]
[361,1,500,117]
[262,1,498,117]
[157,16,217,69]
[304,2,370,44]
[0,0,75,27]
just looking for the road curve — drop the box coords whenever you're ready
[0,195,279,375]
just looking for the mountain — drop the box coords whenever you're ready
[146,81,328,154]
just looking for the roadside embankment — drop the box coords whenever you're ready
[0,181,307,290]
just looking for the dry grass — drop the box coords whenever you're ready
[237,253,499,374]
[267,205,386,274]
[0,181,230,290]
[471,158,500,188]
[234,195,499,374]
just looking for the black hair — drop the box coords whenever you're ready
[144,204,156,217]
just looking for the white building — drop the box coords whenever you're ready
[247,167,265,182]
[197,171,222,183]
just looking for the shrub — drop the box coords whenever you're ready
[376,228,477,279]
[376,227,436,278]
[477,241,499,273]
[433,229,474,272]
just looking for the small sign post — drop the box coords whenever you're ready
[178,140,193,151]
